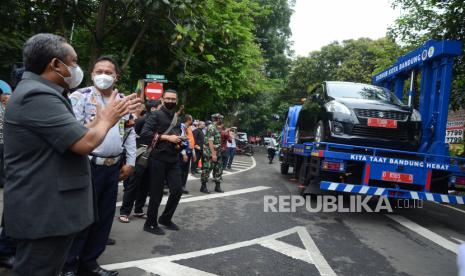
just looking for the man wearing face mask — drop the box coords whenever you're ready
[140,89,184,235]
[200,113,225,193]
[3,33,139,276]
[62,56,136,276]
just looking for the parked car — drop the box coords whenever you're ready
[263,137,272,146]
[296,81,422,151]
[237,132,248,143]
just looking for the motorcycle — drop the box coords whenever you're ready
[236,139,254,156]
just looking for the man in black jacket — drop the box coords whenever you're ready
[119,100,162,221]
[140,90,183,235]
[192,121,205,174]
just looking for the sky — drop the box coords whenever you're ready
[290,0,400,57]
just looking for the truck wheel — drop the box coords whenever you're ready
[281,163,289,174]
[314,120,325,143]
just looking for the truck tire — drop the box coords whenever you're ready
[281,163,289,175]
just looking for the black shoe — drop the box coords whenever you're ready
[106,238,116,246]
[182,189,189,194]
[227,166,232,169]
[214,183,224,193]
[143,224,165,235]
[0,254,14,269]
[79,266,118,276]
[158,220,180,231]
[200,182,210,194]
[61,271,77,276]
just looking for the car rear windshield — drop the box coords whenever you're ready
[327,82,403,105]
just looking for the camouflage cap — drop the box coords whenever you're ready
[211,113,224,120]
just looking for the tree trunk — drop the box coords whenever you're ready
[87,0,111,74]
[122,18,151,71]
[58,0,67,37]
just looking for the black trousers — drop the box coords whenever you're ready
[120,163,150,216]
[64,163,119,271]
[0,215,16,256]
[180,154,191,189]
[146,158,183,226]
[268,148,276,162]
[13,234,75,276]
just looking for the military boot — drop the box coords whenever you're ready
[200,182,210,194]
[214,182,224,193]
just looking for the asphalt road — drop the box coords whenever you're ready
[1,147,465,275]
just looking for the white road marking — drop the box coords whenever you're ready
[102,226,335,276]
[230,160,253,165]
[386,215,458,254]
[176,186,271,204]
[297,225,337,276]
[228,164,251,169]
[188,156,256,180]
[434,202,465,215]
[139,262,217,276]
[452,237,465,244]
[115,195,193,207]
[258,239,313,264]
[116,186,270,207]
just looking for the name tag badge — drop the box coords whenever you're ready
[85,103,97,115]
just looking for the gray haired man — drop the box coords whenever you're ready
[3,33,139,276]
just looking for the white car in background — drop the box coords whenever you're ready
[263,137,272,146]
[237,132,248,143]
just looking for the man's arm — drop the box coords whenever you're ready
[70,92,139,155]
[140,112,157,145]
[123,127,137,166]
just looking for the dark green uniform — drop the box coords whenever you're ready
[201,123,223,183]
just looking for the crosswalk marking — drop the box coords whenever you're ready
[188,157,255,180]
[102,226,335,276]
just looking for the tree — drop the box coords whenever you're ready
[388,0,465,109]
[284,38,402,102]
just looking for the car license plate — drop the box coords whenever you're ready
[367,118,397,128]
[382,171,413,183]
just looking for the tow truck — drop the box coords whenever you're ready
[279,40,465,204]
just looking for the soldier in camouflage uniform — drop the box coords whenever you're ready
[200,113,224,193]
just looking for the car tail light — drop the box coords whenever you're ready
[321,159,346,172]
[450,175,465,186]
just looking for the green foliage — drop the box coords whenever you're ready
[284,38,402,103]
[0,0,295,135]
[388,0,465,110]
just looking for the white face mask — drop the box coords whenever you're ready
[93,74,115,90]
[57,60,84,89]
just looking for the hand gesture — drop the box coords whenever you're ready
[97,91,140,127]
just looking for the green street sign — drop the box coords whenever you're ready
[146,74,165,80]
